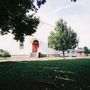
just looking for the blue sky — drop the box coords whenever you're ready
[0,0,90,54]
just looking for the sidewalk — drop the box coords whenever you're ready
[0,56,90,62]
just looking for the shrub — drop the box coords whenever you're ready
[0,49,11,58]
[38,52,47,58]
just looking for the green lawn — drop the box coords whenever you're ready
[0,58,90,90]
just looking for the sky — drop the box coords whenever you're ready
[35,0,90,47]
[0,0,90,54]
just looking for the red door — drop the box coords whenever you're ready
[32,40,39,52]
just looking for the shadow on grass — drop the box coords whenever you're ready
[0,78,90,90]
[0,59,90,90]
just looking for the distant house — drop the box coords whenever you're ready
[76,47,85,57]
[45,48,86,57]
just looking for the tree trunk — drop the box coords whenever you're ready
[62,50,65,59]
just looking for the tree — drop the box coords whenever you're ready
[71,0,77,2]
[48,19,79,58]
[0,0,77,43]
[0,0,46,43]
[84,46,90,56]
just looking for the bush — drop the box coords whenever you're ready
[2,52,11,58]
[38,52,47,58]
[0,49,11,58]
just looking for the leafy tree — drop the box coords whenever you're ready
[0,0,46,43]
[0,0,77,43]
[48,19,79,57]
[71,0,77,2]
[84,46,90,56]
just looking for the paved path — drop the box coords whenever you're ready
[0,56,90,62]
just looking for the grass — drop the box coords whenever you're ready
[0,58,90,90]
[0,57,11,60]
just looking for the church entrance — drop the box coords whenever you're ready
[32,40,39,53]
